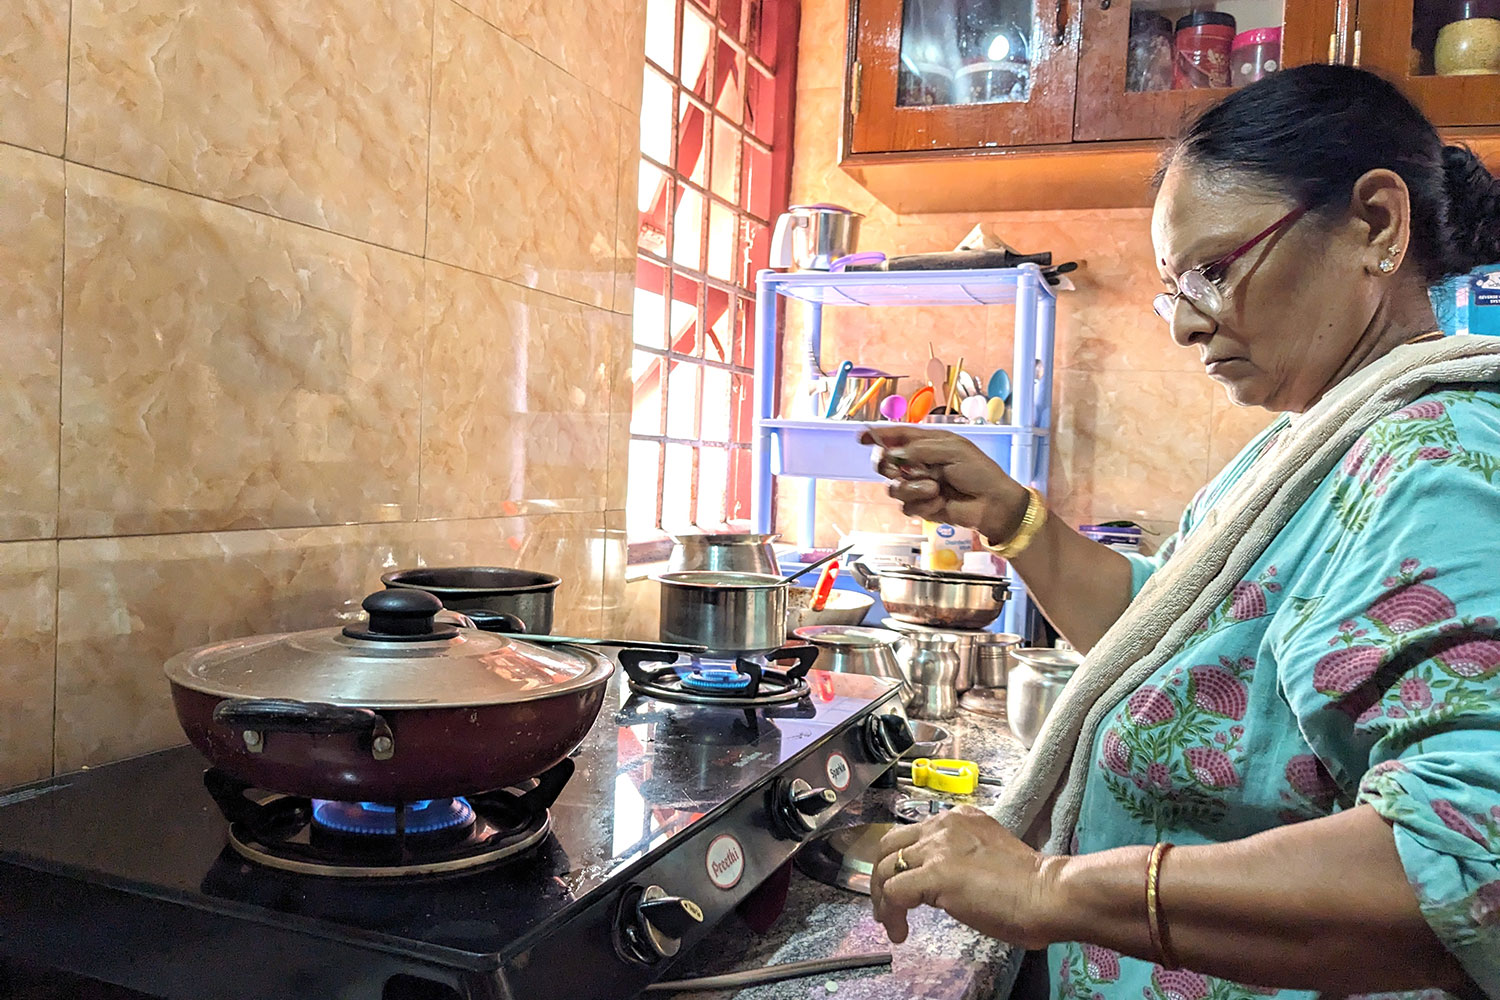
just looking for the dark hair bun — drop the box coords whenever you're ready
[1440,145,1500,275]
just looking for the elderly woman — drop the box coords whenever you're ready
[862,65,1500,1000]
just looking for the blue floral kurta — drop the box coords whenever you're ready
[1050,387,1500,1000]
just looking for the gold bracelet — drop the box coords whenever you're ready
[983,487,1047,559]
[1146,841,1180,970]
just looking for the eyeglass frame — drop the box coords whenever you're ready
[1153,205,1309,322]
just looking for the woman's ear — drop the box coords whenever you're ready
[1348,168,1413,276]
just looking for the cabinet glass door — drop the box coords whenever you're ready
[1358,0,1500,128]
[850,0,1078,153]
[896,0,1035,107]
[1074,1,1335,142]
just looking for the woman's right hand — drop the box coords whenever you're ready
[860,425,1031,545]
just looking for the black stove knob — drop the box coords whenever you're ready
[793,784,837,817]
[864,713,915,762]
[772,777,834,837]
[619,885,703,963]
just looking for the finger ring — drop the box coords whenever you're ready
[894,847,910,874]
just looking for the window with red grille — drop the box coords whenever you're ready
[627,0,798,557]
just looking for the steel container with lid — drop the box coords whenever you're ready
[1007,647,1083,748]
[165,589,615,802]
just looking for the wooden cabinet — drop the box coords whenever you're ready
[1072,2,1336,141]
[839,0,1500,210]
[1357,0,1500,129]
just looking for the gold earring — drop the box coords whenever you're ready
[1379,257,1397,273]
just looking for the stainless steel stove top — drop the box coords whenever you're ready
[0,665,909,1000]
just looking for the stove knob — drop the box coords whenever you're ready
[773,777,835,837]
[864,713,915,762]
[623,885,703,962]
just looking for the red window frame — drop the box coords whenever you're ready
[627,0,799,561]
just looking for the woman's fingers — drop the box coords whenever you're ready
[876,867,944,944]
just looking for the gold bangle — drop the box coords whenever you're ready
[1146,841,1180,970]
[983,487,1047,559]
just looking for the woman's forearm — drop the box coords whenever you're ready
[989,510,1136,653]
[1040,805,1469,995]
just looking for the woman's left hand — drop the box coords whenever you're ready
[870,805,1060,948]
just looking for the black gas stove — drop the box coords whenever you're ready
[0,658,909,1000]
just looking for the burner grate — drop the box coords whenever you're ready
[620,644,818,707]
[202,758,574,878]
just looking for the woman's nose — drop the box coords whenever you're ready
[1168,296,1217,348]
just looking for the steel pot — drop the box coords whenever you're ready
[1007,647,1082,748]
[165,589,613,802]
[792,625,904,684]
[972,631,1023,689]
[381,566,560,635]
[656,571,789,655]
[851,562,1009,631]
[667,533,779,575]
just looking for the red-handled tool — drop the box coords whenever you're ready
[811,561,840,611]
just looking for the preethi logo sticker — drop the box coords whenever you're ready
[705,833,744,889]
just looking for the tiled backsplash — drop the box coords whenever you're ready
[0,0,644,788]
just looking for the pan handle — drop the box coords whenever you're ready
[462,609,529,633]
[849,561,881,593]
[212,699,396,760]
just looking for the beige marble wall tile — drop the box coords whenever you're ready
[789,87,884,217]
[614,111,641,316]
[0,145,63,540]
[1209,391,1277,473]
[0,541,57,787]
[410,512,606,637]
[796,0,848,94]
[428,1,620,309]
[421,262,612,521]
[456,0,646,111]
[619,576,662,642]
[54,523,422,772]
[605,312,632,513]
[59,167,424,537]
[1,0,68,156]
[1050,370,1214,525]
[67,0,431,253]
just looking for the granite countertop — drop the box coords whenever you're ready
[649,701,1031,1000]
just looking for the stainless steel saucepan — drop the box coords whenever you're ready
[850,562,1009,630]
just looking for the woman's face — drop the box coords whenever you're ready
[1151,161,1383,413]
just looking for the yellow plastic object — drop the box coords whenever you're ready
[908,758,980,795]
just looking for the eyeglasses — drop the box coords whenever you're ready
[1153,205,1308,322]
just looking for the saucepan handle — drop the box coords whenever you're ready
[849,561,881,593]
[213,698,382,734]
[462,609,529,633]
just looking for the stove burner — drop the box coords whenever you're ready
[312,797,477,836]
[202,758,573,878]
[621,644,819,707]
[678,667,754,693]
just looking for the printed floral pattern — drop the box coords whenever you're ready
[1057,389,1500,1000]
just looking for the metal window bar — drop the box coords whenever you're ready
[629,0,796,557]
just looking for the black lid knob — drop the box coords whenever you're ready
[638,894,704,940]
[341,589,458,642]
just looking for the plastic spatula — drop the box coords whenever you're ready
[811,560,840,611]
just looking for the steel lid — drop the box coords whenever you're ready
[793,625,902,648]
[163,590,613,708]
[653,571,787,590]
[1010,647,1083,676]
